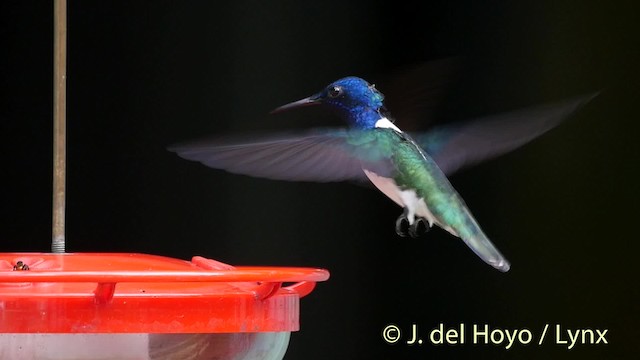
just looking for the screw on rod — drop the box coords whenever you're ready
[52,0,66,253]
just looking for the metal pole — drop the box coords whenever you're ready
[52,0,67,253]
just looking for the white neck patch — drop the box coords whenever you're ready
[374,117,403,133]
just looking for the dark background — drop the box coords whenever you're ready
[2,1,638,359]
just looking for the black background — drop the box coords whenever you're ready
[2,1,638,359]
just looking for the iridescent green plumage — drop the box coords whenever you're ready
[350,127,510,271]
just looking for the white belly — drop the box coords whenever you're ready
[363,169,437,227]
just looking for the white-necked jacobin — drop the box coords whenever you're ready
[171,76,594,272]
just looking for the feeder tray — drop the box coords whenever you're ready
[0,252,329,359]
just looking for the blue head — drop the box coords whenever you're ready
[272,77,387,129]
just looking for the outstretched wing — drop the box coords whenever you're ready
[413,94,597,175]
[169,128,394,182]
[170,95,596,183]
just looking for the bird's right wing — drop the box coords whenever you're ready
[169,128,395,183]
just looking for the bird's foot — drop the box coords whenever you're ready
[395,212,410,237]
[409,217,430,238]
[395,212,430,238]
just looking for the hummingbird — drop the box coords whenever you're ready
[171,76,593,272]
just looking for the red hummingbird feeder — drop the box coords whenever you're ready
[0,253,328,359]
[0,2,329,359]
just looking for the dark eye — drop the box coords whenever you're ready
[327,86,343,98]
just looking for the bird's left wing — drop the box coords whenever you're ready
[412,94,597,176]
[169,128,394,182]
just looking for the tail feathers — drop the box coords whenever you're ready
[460,232,511,272]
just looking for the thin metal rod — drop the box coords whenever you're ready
[52,0,67,253]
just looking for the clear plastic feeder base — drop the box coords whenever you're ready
[0,332,290,360]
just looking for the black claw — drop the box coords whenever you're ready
[409,217,430,238]
[395,213,410,237]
